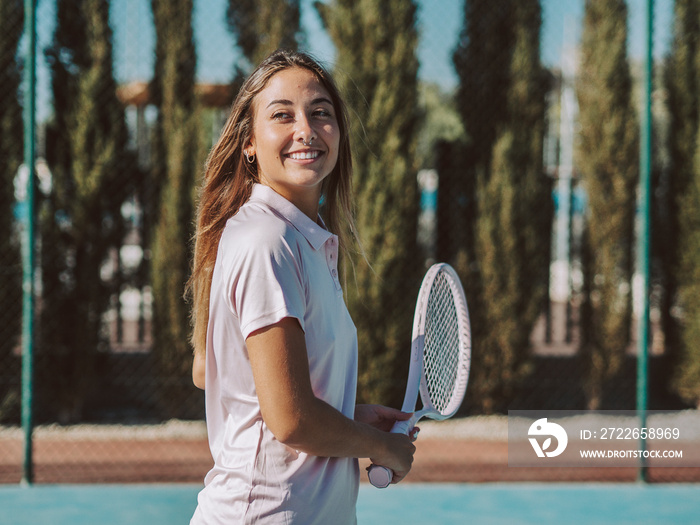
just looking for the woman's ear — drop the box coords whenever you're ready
[244,147,256,164]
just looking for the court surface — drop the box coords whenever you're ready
[1,482,699,524]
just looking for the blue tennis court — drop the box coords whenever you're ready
[2,482,698,525]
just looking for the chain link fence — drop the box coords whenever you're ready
[0,0,697,484]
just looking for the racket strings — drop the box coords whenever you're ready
[423,272,462,414]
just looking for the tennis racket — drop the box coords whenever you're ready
[368,262,471,488]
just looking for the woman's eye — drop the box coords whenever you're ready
[272,112,292,120]
[313,108,333,118]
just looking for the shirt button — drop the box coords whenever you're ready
[332,269,337,277]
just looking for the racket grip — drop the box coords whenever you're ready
[368,465,393,488]
[367,416,417,488]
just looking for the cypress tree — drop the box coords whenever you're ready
[42,0,131,422]
[670,0,700,405]
[0,0,23,422]
[227,0,301,67]
[576,0,638,410]
[150,0,200,417]
[453,0,551,413]
[660,0,699,381]
[316,0,421,406]
[450,1,514,382]
[673,131,700,406]
[454,0,514,181]
[477,0,550,413]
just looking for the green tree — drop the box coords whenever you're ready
[150,0,201,417]
[452,0,551,413]
[448,0,515,344]
[42,0,132,422]
[227,0,301,68]
[669,0,700,406]
[0,0,23,422]
[454,0,515,178]
[316,0,422,406]
[673,133,700,406]
[576,0,638,410]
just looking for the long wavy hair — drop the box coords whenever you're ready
[187,49,357,356]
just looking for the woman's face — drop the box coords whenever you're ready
[248,67,340,216]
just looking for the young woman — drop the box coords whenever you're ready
[188,49,416,524]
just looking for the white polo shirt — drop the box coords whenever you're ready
[191,184,359,525]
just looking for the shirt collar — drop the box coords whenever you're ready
[249,183,333,251]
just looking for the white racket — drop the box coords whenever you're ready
[368,262,471,488]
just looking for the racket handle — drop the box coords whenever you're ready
[367,417,416,488]
[368,465,393,488]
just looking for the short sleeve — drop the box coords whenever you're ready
[220,223,306,340]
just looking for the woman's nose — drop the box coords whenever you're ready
[295,114,315,144]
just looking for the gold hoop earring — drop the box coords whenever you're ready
[244,151,256,164]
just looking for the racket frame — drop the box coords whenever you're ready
[368,263,471,488]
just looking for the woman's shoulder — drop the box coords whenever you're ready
[220,200,300,256]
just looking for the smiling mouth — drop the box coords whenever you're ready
[286,150,321,160]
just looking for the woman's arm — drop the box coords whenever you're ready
[247,317,416,483]
[192,350,205,390]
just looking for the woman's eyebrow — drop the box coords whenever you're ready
[266,97,333,108]
[266,98,293,108]
[311,97,333,106]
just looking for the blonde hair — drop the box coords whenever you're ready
[187,49,357,356]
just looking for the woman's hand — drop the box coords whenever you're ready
[354,404,411,432]
[355,404,420,439]
[356,404,420,485]
[370,431,417,484]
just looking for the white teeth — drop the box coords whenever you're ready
[288,151,320,160]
